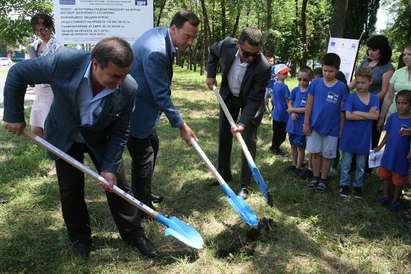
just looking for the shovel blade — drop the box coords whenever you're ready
[227,195,259,227]
[156,215,204,249]
[250,166,273,206]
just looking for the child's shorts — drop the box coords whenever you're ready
[289,133,306,149]
[306,130,338,159]
[377,167,408,187]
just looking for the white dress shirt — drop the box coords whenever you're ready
[227,50,248,97]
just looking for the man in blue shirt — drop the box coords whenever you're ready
[128,11,199,209]
[3,37,156,259]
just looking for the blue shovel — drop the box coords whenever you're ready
[24,131,204,249]
[214,87,273,206]
[191,138,258,227]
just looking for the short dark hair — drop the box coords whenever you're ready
[31,13,55,33]
[322,53,341,70]
[366,35,392,66]
[396,90,411,104]
[313,67,323,78]
[405,41,411,51]
[239,27,263,47]
[91,37,133,68]
[355,67,372,81]
[170,10,200,28]
[299,67,313,79]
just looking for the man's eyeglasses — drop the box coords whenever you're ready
[297,78,309,82]
[240,46,260,58]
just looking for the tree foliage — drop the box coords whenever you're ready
[0,0,52,46]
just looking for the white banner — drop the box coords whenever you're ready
[327,37,360,82]
[53,0,153,44]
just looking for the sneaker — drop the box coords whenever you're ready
[315,180,328,192]
[339,186,349,198]
[388,201,401,212]
[307,178,319,189]
[377,196,391,206]
[352,187,363,199]
[296,168,312,179]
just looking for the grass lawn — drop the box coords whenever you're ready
[0,66,410,273]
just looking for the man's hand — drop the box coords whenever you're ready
[206,78,217,90]
[100,171,117,192]
[231,123,245,135]
[303,123,311,136]
[4,122,26,135]
[291,113,298,121]
[180,123,196,146]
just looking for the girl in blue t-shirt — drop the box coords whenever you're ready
[286,68,312,175]
[376,90,411,211]
[269,64,290,155]
[339,68,379,199]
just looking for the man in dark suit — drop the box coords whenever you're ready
[3,37,156,258]
[206,27,271,199]
[128,10,199,209]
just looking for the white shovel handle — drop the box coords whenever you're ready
[24,130,157,217]
[213,87,255,164]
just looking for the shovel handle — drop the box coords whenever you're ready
[213,88,255,165]
[23,130,158,218]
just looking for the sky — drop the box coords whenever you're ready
[375,3,391,32]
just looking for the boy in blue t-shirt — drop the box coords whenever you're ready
[303,53,347,192]
[339,68,379,199]
[269,64,290,155]
[286,67,312,175]
[376,90,411,211]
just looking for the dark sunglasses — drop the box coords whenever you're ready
[240,46,260,58]
[297,78,309,82]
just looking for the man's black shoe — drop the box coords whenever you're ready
[238,187,249,200]
[128,236,157,258]
[150,193,163,203]
[71,240,90,259]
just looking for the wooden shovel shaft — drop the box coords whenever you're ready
[23,130,157,218]
[213,88,256,164]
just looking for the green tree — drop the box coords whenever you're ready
[0,0,52,46]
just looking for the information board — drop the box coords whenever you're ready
[327,37,360,82]
[53,0,153,44]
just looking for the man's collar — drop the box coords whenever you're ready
[167,29,177,54]
[83,61,92,79]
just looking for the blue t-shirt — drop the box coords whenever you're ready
[340,93,379,154]
[286,87,308,135]
[308,78,347,137]
[270,81,290,122]
[381,113,411,176]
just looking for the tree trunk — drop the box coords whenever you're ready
[266,0,272,30]
[221,0,226,37]
[231,5,241,37]
[200,0,211,75]
[300,0,309,68]
[156,0,167,27]
[330,0,348,37]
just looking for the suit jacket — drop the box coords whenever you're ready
[3,48,137,173]
[207,37,271,125]
[130,27,183,139]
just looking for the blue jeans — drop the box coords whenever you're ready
[339,151,366,188]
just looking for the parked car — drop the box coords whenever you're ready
[0,57,12,66]
[11,51,25,62]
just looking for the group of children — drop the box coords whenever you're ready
[267,53,411,211]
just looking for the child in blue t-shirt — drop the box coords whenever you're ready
[376,90,411,211]
[286,67,312,175]
[339,68,379,199]
[269,64,290,155]
[304,53,347,192]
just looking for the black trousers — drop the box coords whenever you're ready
[271,120,287,150]
[218,95,262,187]
[127,133,159,205]
[55,143,143,244]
